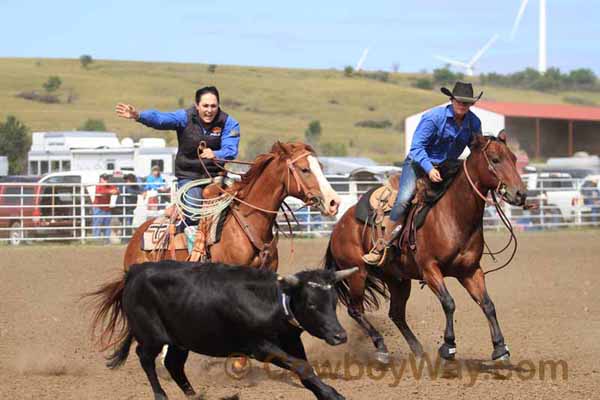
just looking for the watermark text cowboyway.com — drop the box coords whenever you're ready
[224,352,568,387]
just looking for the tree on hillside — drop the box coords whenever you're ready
[207,64,217,73]
[304,120,322,147]
[414,77,433,90]
[80,54,93,69]
[43,76,62,93]
[0,116,31,174]
[344,66,354,77]
[433,66,463,86]
[569,68,596,87]
[79,118,107,131]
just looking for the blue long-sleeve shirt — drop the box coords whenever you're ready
[409,104,482,173]
[137,109,240,159]
[143,174,166,191]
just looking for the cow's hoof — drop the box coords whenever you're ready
[154,393,168,400]
[492,345,510,361]
[438,343,456,361]
[219,394,240,400]
[323,388,345,400]
[374,351,390,366]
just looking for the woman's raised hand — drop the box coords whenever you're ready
[115,103,139,120]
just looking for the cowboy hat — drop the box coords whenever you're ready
[441,81,483,104]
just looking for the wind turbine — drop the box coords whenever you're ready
[435,34,499,76]
[510,0,547,73]
[355,48,369,71]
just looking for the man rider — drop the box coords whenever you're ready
[363,81,483,265]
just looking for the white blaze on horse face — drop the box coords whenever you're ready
[307,155,341,216]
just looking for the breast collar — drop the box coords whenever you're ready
[276,284,303,330]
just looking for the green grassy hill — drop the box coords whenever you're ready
[2,58,599,164]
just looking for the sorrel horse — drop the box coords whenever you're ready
[324,132,527,364]
[123,141,341,271]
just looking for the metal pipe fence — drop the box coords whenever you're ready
[1,178,599,245]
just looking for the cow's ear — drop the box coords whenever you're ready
[278,274,300,287]
[334,267,359,282]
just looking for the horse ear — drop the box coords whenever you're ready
[279,142,293,156]
[498,129,508,143]
[304,142,316,154]
[470,134,485,151]
[271,141,283,153]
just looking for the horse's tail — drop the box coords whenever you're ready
[84,274,132,369]
[323,238,390,312]
[323,240,351,308]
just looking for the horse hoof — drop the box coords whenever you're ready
[492,345,510,361]
[374,351,391,365]
[438,343,456,360]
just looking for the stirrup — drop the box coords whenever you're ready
[362,249,383,266]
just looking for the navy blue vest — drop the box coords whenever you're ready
[174,107,228,179]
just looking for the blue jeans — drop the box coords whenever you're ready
[92,208,112,238]
[178,178,206,225]
[390,158,418,222]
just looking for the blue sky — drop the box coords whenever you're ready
[1,0,598,74]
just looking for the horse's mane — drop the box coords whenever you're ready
[233,141,315,199]
[235,152,277,199]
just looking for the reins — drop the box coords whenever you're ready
[462,139,520,276]
[196,146,315,216]
[193,145,319,265]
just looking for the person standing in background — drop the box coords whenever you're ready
[92,174,119,241]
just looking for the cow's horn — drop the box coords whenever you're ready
[279,274,300,287]
[334,267,359,282]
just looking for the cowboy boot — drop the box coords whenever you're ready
[362,223,403,265]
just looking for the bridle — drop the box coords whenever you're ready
[463,138,509,206]
[285,151,321,209]
[196,147,320,215]
[462,137,520,276]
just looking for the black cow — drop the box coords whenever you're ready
[89,261,358,400]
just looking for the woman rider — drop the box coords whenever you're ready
[363,81,483,265]
[115,86,240,222]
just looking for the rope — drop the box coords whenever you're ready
[174,178,234,222]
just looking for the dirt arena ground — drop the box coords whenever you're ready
[1,230,599,400]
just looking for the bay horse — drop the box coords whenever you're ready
[124,141,341,271]
[324,132,527,364]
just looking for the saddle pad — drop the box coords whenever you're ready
[141,223,170,250]
[208,208,229,245]
[141,224,189,251]
[355,187,383,227]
